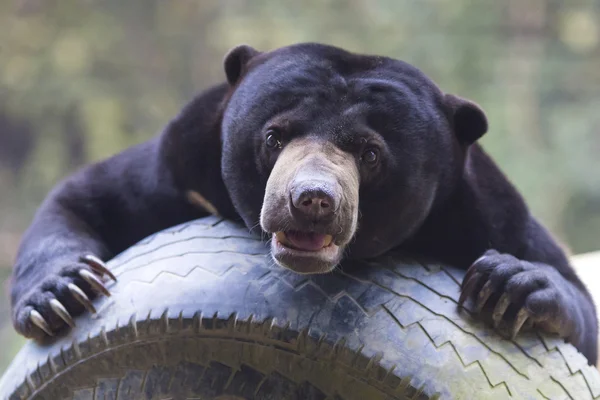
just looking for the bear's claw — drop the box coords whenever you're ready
[79,269,111,297]
[49,298,76,328]
[458,249,574,340]
[15,254,116,339]
[511,307,529,338]
[81,254,116,281]
[68,283,97,314]
[29,309,53,336]
[458,272,480,305]
[475,280,494,313]
[491,293,512,328]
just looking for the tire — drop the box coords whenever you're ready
[0,216,599,400]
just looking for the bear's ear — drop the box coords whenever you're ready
[444,94,488,144]
[223,44,260,85]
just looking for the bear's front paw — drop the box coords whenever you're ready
[12,254,116,339]
[458,250,575,339]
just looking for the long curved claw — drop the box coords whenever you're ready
[30,309,54,336]
[68,283,97,314]
[492,293,512,328]
[81,254,116,281]
[79,269,111,297]
[49,299,76,328]
[458,273,481,307]
[462,267,477,289]
[511,308,529,339]
[475,280,494,313]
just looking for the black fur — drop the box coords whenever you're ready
[10,43,597,364]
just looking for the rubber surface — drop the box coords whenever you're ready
[1,216,599,399]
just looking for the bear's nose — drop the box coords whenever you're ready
[290,183,337,220]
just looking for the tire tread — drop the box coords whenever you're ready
[2,218,599,400]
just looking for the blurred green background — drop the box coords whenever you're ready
[1,0,599,373]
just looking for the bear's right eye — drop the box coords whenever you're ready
[361,148,379,166]
[265,129,282,149]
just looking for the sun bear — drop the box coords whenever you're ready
[9,43,598,365]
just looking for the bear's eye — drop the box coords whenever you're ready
[265,129,282,149]
[361,148,379,165]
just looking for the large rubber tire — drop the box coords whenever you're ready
[1,216,599,400]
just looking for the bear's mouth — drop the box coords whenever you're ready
[275,231,334,252]
[270,231,343,274]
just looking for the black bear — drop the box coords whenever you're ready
[9,43,598,365]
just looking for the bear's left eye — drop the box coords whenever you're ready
[361,148,379,165]
[265,129,282,149]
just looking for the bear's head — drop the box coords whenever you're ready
[218,43,487,274]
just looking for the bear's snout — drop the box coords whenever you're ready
[259,138,359,274]
[289,177,340,223]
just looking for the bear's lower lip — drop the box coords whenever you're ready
[275,231,333,252]
[270,233,342,274]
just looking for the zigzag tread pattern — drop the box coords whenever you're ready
[3,218,600,400]
[357,257,600,399]
[12,311,433,400]
[106,220,600,399]
[106,257,599,397]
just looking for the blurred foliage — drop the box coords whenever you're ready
[0,0,599,374]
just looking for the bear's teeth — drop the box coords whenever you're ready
[322,235,333,247]
[275,231,290,246]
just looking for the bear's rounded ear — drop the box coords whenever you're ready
[223,44,260,85]
[444,94,488,144]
